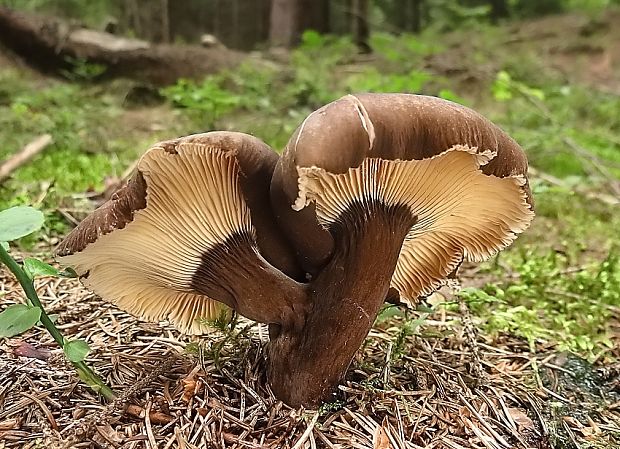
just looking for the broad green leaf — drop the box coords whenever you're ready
[23,258,59,279]
[0,304,42,337]
[1,242,8,251]
[407,316,428,334]
[0,207,44,242]
[64,339,91,362]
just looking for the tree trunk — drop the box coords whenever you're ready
[302,0,330,34]
[389,0,423,33]
[351,0,371,53]
[269,0,295,46]
[411,0,422,33]
[269,0,329,47]
[128,0,142,37]
[160,0,170,43]
[489,0,510,23]
[267,204,416,407]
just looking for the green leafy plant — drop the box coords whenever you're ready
[492,70,545,103]
[346,68,431,94]
[0,205,115,399]
[426,0,492,30]
[376,303,434,361]
[437,89,468,105]
[161,77,242,129]
[223,62,278,112]
[198,310,251,369]
[286,31,357,108]
[390,314,430,360]
[0,70,131,212]
[368,33,443,71]
[60,57,108,82]
[490,71,620,182]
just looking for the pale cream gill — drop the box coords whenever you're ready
[295,145,534,306]
[59,143,253,334]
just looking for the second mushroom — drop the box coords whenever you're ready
[57,94,534,408]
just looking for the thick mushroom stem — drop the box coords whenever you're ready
[267,202,416,407]
[191,233,310,329]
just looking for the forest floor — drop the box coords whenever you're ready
[1,8,619,449]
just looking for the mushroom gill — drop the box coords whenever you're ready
[294,144,534,306]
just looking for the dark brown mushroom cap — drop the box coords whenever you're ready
[56,132,302,333]
[277,94,530,182]
[271,93,534,302]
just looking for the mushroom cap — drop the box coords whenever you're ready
[56,132,298,333]
[271,93,534,302]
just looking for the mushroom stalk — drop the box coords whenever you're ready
[267,203,416,407]
[191,234,310,329]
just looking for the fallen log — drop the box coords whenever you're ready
[0,7,244,85]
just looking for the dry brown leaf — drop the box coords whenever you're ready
[459,406,472,418]
[11,341,51,360]
[181,367,202,403]
[125,404,174,425]
[373,424,391,449]
[580,426,596,438]
[181,377,197,402]
[507,407,535,431]
[95,424,124,444]
[0,419,20,431]
[563,416,584,429]
[586,416,602,434]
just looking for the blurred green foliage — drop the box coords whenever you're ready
[161,77,242,129]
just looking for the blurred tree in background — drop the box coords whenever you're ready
[1,0,617,51]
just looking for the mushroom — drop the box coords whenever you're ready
[57,95,533,408]
[56,132,307,334]
[267,94,533,405]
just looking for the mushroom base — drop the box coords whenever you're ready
[267,202,416,407]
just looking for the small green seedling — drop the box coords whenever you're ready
[0,205,115,400]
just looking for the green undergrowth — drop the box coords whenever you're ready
[379,187,619,363]
[160,27,620,185]
[489,71,620,180]
[465,185,619,361]
[160,30,464,150]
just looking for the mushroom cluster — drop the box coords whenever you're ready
[57,94,534,407]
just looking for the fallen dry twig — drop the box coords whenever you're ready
[0,134,53,184]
